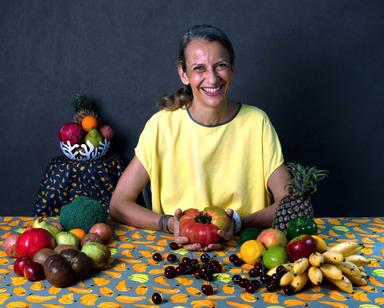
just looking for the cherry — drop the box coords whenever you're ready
[169,242,180,250]
[151,292,162,304]
[201,284,214,295]
[200,253,210,263]
[239,278,249,288]
[152,253,162,262]
[233,259,244,267]
[181,257,191,264]
[283,285,295,295]
[229,254,239,263]
[266,281,280,292]
[260,274,271,284]
[249,268,258,277]
[232,274,242,284]
[245,281,258,293]
[164,266,177,279]
[167,254,177,263]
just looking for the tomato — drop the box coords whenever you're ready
[179,206,231,246]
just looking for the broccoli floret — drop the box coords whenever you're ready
[59,196,108,232]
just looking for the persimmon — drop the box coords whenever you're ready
[69,228,86,241]
[81,115,98,132]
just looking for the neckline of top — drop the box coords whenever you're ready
[186,103,242,128]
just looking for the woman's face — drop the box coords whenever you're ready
[178,39,233,109]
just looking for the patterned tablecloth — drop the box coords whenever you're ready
[0,217,383,308]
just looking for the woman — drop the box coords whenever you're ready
[109,24,290,251]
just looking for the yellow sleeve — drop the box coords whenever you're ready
[134,114,159,177]
[262,115,284,188]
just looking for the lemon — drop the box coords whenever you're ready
[240,240,266,265]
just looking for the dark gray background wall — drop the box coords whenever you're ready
[1,1,383,217]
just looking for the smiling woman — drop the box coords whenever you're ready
[109,24,290,251]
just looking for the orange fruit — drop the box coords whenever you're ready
[81,115,98,132]
[240,240,266,265]
[69,228,86,240]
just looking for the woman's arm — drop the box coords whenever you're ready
[241,164,290,229]
[109,156,163,230]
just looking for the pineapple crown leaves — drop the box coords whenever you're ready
[72,93,91,112]
[286,162,328,199]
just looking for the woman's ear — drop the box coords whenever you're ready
[177,64,189,85]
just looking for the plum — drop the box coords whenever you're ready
[43,254,74,287]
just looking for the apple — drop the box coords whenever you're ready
[55,231,80,247]
[256,228,287,248]
[287,234,318,261]
[16,228,56,258]
[24,261,45,281]
[262,246,288,269]
[13,256,33,276]
[2,233,20,258]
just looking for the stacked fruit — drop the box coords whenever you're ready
[58,93,113,159]
[2,218,113,287]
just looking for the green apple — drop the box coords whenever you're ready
[262,246,288,269]
[55,231,79,247]
[32,218,60,238]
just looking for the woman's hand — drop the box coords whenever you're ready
[172,208,235,251]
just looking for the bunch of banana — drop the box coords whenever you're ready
[273,241,371,294]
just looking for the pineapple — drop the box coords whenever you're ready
[72,93,99,124]
[272,162,327,233]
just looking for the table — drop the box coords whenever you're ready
[0,217,383,307]
[33,154,125,216]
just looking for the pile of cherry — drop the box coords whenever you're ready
[149,242,294,304]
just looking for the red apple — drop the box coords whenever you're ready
[287,234,318,261]
[256,228,287,248]
[24,261,45,281]
[13,256,33,276]
[16,228,56,258]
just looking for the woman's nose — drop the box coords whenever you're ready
[205,67,221,84]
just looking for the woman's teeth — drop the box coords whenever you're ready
[203,86,221,93]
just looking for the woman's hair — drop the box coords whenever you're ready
[157,24,235,111]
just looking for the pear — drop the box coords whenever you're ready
[32,218,60,237]
[85,129,103,148]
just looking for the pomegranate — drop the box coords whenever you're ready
[16,228,55,258]
[59,123,84,145]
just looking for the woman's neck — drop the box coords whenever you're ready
[188,100,237,126]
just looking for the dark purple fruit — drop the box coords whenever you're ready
[254,261,263,271]
[233,259,244,267]
[169,242,179,250]
[152,292,162,304]
[201,284,214,295]
[260,274,272,284]
[239,278,249,288]
[181,257,191,264]
[266,281,280,292]
[201,253,210,263]
[245,281,257,293]
[152,253,162,262]
[249,268,258,277]
[167,254,177,263]
[43,254,74,288]
[232,274,242,284]
[229,254,239,263]
[164,266,176,279]
[283,285,295,295]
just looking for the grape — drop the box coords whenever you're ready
[164,266,177,279]
[151,292,162,304]
[169,242,179,250]
[201,284,214,295]
[152,253,162,262]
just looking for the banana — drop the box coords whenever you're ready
[309,252,324,267]
[308,266,323,285]
[329,241,363,256]
[326,275,354,293]
[292,258,310,275]
[280,271,295,287]
[267,263,292,276]
[323,250,345,264]
[311,235,328,252]
[336,261,363,278]
[344,274,368,286]
[291,271,309,293]
[345,255,371,266]
[320,264,343,280]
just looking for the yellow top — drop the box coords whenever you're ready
[135,104,284,216]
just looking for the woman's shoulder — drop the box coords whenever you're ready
[239,104,270,121]
[144,108,184,128]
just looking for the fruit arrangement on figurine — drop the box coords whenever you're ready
[2,197,114,288]
[59,93,114,161]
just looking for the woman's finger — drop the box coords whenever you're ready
[183,243,202,251]
[206,243,224,251]
[226,208,234,217]
[174,235,189,245]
